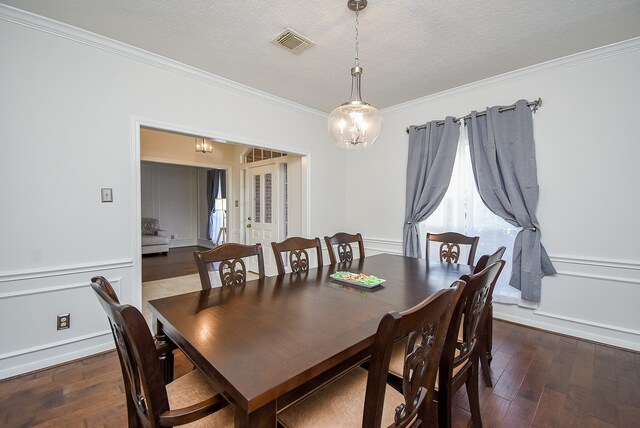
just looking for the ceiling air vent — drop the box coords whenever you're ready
[271,27,315,55]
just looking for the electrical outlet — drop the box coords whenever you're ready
[57,314,70,330]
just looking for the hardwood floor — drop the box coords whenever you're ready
[2,320,639,427]
[142,245,209,282]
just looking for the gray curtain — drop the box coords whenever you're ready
[219,169,227,199]
[403,117,459,258]
[467,99,555,302]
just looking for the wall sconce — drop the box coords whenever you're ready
[195,137,213,153]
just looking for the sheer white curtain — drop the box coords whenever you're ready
[419,124,525,304]
[209,210,224,243]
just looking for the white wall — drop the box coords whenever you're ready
[346,38,640,351]
[2,4,638,380]
[0,7,346,379]
[141,162,199,248]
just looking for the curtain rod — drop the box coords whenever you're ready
[405,98,542,134]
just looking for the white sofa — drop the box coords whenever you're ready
[141,217,169,255]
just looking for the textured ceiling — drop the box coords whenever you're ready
[3,0,640,112]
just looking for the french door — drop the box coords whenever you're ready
[245,163,279,276]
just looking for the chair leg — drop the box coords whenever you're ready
[437,384,453,428]
[479,333,493,387]
[465,360,483,428]
[485,302,493,362]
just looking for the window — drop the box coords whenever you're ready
[254,175,261,223]
[264,173,272,224]
[419,125,521,304]
[243,148,287,164]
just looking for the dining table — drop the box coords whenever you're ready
[148,253,473,427]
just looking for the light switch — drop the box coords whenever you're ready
[101,188,113,203]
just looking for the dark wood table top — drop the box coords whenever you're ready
[148,253,472,427]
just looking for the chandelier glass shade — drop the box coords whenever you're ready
[328,0,382,149]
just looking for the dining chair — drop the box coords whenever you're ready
[92,276,176,381]
[473,246,507,387]
[90,276,234,427]
[324,232,365,264]
[387,260,504,428]
[194,242,265,289]
[426,232,480,265]
[277,284,464,428]
[271,236,323,275]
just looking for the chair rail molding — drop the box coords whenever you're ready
[549,255,640,271]
[0,276,122,300]
[0,259,133,283]
[363,237,403,255]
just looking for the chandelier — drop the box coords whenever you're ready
[195,137,213,153]
[327,0,382,149]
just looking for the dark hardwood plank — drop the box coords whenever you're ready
[516,351,554,402]
[501,396,538,427]
[591,375,619,425]
[614,348,640,410]
[485,350,511,385]
[532,387,566,427]
[492,344,535,400]
[595,344,617,382]
[544,360,573,394]
[588,417,619,428]
[553,336,578,365]
[618,403,640,427]
[142,245,209,282]
[477,391,511,427]
[2,320,639,427]
[560,384,592,427]
[569,340,595,389]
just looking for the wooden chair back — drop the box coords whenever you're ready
[427,232,480,265]
[438,260,505,427]
[363,284,464,427]
[194,243,265,289]
[324,232,365,264]
[472,245,507,387]
[271,237,323,275]
[473,246,507,274]
[91,276,172,427]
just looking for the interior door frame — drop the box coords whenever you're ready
[131,118,310,308]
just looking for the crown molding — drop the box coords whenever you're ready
[384,36,640,114]
[0,4,326,119]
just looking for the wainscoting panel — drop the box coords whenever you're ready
[362,240,640,350]
[364,238,403,256]
[0,261,133,379]
[495,255,640,351]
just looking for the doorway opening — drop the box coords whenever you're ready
[133,122,309,318]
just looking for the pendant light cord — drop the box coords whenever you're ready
[354,8,360,67]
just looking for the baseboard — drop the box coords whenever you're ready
[0,333,114,380]
[494,306,640,352]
